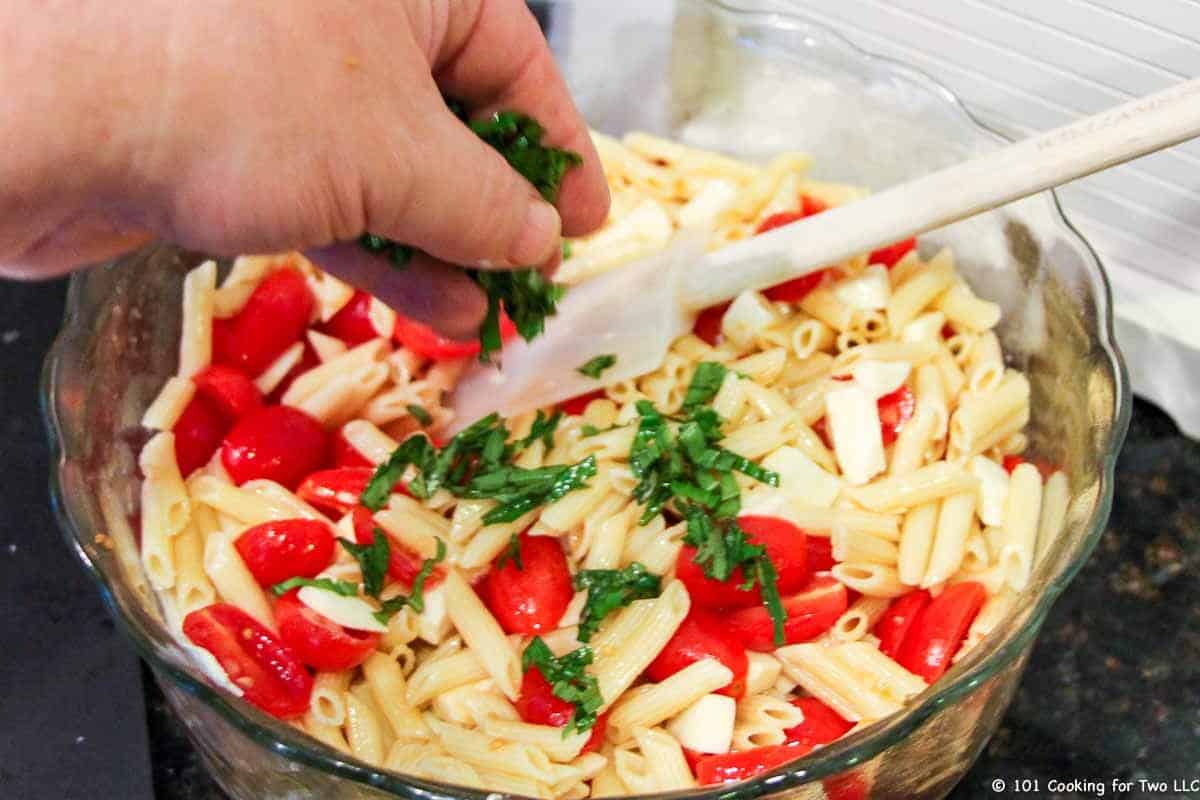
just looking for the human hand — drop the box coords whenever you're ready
[0,0,609,338]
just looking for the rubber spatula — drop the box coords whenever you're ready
[451,78,1200,426]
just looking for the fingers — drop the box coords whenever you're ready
[306,245,487,341]
[434,0,610,237]
[0,215,152,280]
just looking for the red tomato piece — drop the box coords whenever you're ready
[727,574,848,651]
[193,364,263,421]
[693,745,805,785]
[234,519,336,587]
[824,772,872,800]
[784,697,853,749]
[1001,455,1056,481]
[896,582,986,683]
[676,516,810,609]
[874,589,932,659]
[274,590,380,672]
[646,609,749,698]
[182,603,312,719]
[692,302,731,347]
[515,667,609,752]
[762,268,836,304]
[321,290,380,346]
[172,395,229,477]
[482,532,574,635]
[331,430,374,468]
[806,536,836,573]
[878,385,916,447]
[801,195,830,216]
[221,405,329,489]
[350,506,440,589]
[394,311,517,360]
[868,237,917,268]
[214,267,314,376]
[560,389,606,416]
[297,467,374,516]
[756,210,807,234]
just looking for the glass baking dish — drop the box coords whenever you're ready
[41,1,1129,797]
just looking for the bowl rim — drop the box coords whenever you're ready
[41,1,1132,797]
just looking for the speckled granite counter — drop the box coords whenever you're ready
[137,400,1200,800]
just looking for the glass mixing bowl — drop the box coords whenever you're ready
[41,1,1129,798]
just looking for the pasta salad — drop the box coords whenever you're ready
[138,132,1070,798]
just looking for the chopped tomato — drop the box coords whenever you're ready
[762,269,836,304]
[756,210,807,234]
[1002,455,1056,480]
[515,667,609,753]
[274,589,380,672]
[349,506,442,589]
[182,603,312,719]
[692,302,731,347]
[868,237,917,268]
[646,609,749,698]
[812,415,832,450]
[824,772,872,800]
[878,385,916,447]
[321,290,380,345]
[192,364,263,421]
[784,697,853,749]
[234,519,336,587]
[172,395,229,477]
[297,467,374,516]
[806,536,836,574]
[896,581,986,683]
[874,589,932,659]
[331,429,374,468]
[221,405,329,489]
[675,516,810,609]
[560,389,606,416]
[213,267,314,376]
[394,311,517,360]
[726,574,848,651]
[693,745,805,785]
[482,532,574,634]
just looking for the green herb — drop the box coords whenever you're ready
[572,563,662,642]
[577,354,617,380]
[361,435,436,511]
[465,456,598,524]
[338,529,392,598]
[373,539,447,623]
[517,410,563,450]
[496,532,524,571]
[581,423,621,438]
[626,362,787,645]
[522,637,603,736]
[270,577,360,598]
[562,240,573,260]
[359,106,581,362]
[407,404,433,426]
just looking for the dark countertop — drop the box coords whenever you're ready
[3,277,1198,800]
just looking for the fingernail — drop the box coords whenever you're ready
[508,201,561,266]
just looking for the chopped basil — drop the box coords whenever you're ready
[577,354,617,380]
[572,563,661,642]
[270,577,359,598]
[496,533,524,571]
[522,637,603,736]
[517,410,563,450]
[406,404,433,426]
[338,529,391,599]
[682,361,728,412]
[373,539,447,624]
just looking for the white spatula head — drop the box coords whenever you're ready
[449,236,705,426]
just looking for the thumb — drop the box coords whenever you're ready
[365,104,563,271]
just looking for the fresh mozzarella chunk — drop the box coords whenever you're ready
[298,586,388,634]
[902,311,946,343]
[721,290,778,349]
[850,360,911,399]
[970,455,1011,527]
[833,265,890,311]
[416,582,453,644]
[667,694,737,754]
[825,384,886,486]
[761,446,841,508]
[677,179,738,229]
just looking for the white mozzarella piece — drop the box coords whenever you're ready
[761,446,841,508]
[825,384,887,486]
[902,311,947,343]
[667,694,737,754]
[850,360,911,399]
[677,179,738,229]
[833,265,890,311]
[721,290,778,349]
[969,455,1011,527]
[333,511,357,542]
[416,582,453,644]
[298,586,388,634]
